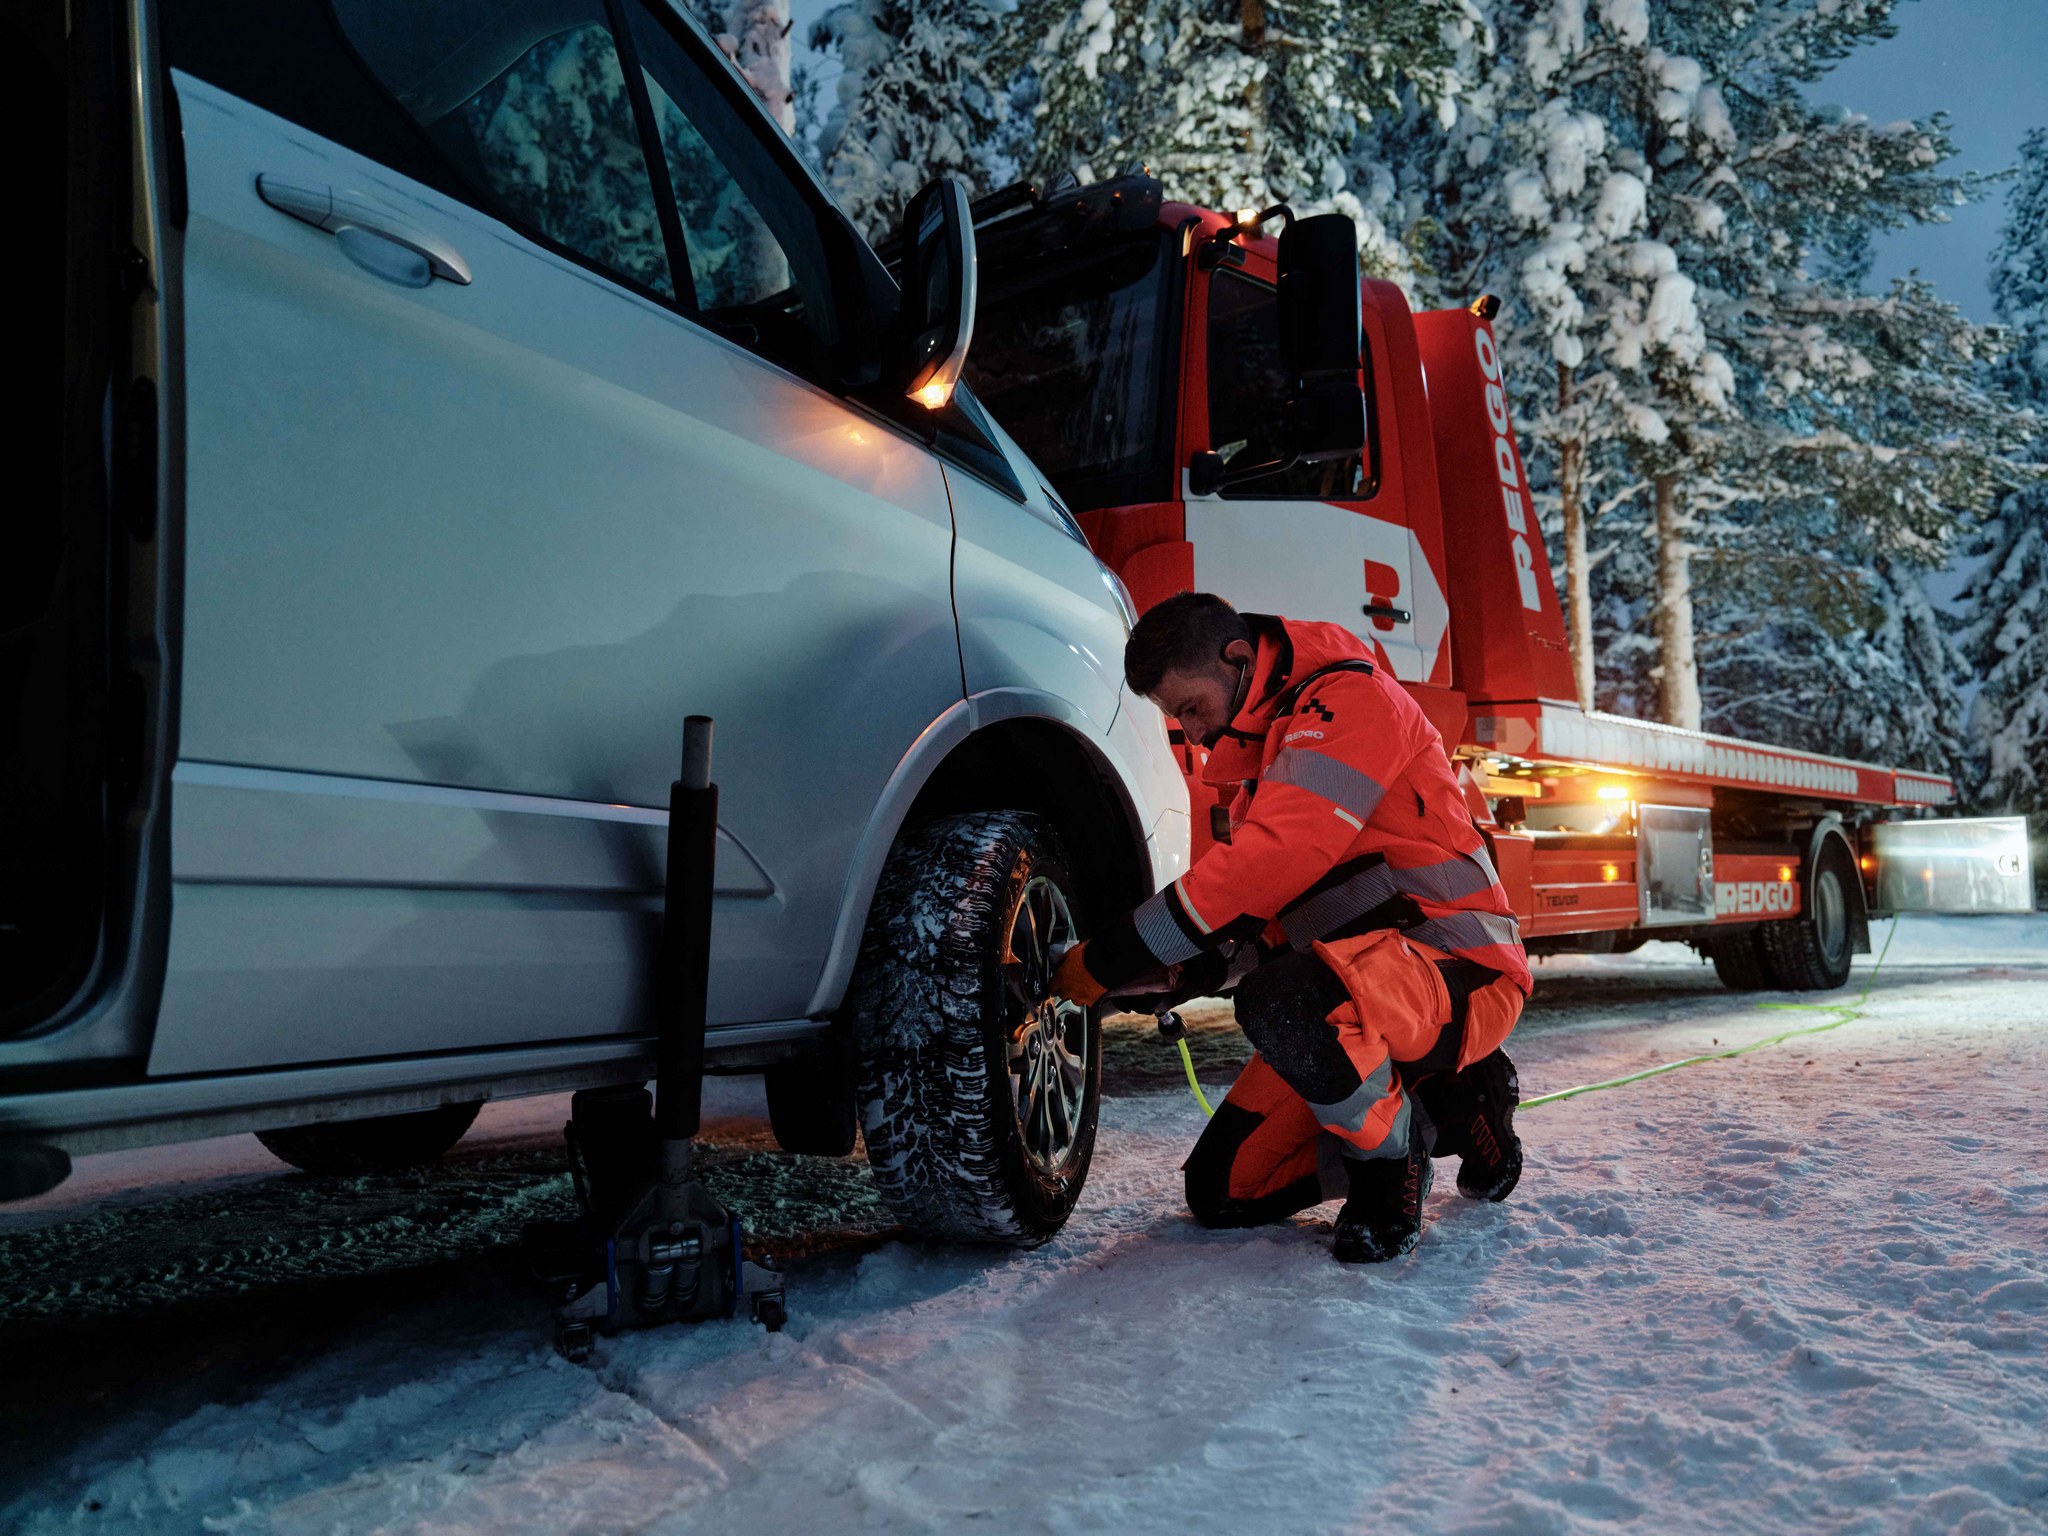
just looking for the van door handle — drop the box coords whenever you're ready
[1361,603,1412,624]
[256,174,472,286]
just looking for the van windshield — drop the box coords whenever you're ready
[963,232,1175,512]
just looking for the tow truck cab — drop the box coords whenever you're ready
[960,174,2034,985]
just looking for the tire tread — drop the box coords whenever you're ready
[848,811,1094,1247]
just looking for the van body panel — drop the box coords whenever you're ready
[153,76,961,1072]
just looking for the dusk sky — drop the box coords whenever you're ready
[1807,0,2048,321]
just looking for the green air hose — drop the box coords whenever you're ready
[1177,1034,1215,1116]
[1174,916,1900,1119]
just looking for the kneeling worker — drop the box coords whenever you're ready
[1053,594,1530,1262]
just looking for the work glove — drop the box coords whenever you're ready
[1053,942,1187,1008]
[1051,940,1109,1007]
[1120,941,1262,1013]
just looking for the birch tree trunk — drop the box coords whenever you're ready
[1652,471,1701,730]
[1240,0,1270,206]
[725,0,795,134]
[1557,363,1594,709]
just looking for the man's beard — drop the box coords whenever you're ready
[1199,659,1252,748]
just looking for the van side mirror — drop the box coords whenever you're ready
[894,179,977,410]
[1276,213,1367,463]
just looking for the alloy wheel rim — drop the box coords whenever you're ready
[1002,876,1091,1174]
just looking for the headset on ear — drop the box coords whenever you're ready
[1223,649,1250,719]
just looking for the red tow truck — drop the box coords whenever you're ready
[958,175,2034,990]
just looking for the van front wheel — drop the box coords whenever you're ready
[847,812,1099,1246]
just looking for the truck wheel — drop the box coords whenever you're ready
[1707,927,1773,990]
[847,812,1099,1245]
[1758,841,1857,991]
[256,1102,482,1176]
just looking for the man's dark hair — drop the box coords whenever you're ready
[1124,592,1251,695]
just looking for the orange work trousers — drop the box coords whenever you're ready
[1183,930,1524,1227]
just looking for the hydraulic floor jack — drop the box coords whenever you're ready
[523,716,786,1361]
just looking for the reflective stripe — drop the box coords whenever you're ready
[1175,878,1214,934]
[1263,748,1386,823]
[1338,1094,1412,1161]
[1389,847,1501,905]
[1133,889,1202,967]
[1408,909,1523,954]
[1278,861,1402,949]
[1306,1059,1395,1134]
[1278,852,1521,952]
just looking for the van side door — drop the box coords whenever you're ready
[151,0,960,1074]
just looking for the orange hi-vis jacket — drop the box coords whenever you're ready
[1087,614,1532,1005]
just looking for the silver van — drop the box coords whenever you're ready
[9,0,1189,1242]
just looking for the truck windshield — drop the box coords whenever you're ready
[964,232,1175,512]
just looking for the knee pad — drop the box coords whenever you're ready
[1183,1103,1260,1227]
[1183,1103,1330,1229]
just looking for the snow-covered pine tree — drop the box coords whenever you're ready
[468,28,671,293]
[1964,488,2048,814]
[726,0,797,133]
[676,0,797,134]
[1406,0,2011,735]
[1004,0,1480,219]
[1963,127,2048,821]
[1370,0,1748,725]
[1683,246,2022,778]
[808,0,1010,241]
[1702,550,1976,779]
[1392,0,1659,708]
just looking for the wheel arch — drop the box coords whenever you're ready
[1804,815,1871,957]
[804,693,1157,1018]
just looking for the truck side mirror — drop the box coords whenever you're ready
[1276,213,1367,464]
[894,178,977,410]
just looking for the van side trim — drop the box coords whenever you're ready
[174,760,672,825]
[1,1019,825,1158]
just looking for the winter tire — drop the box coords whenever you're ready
[1758,838,1857,991]
[1707,926,1773,990]
[256,1101,482,1176]
[847,811,1100,1245]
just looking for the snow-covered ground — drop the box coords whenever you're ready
[2,915,2044,1534]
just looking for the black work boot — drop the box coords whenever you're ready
[1331,1130,1433,1263]
[1451,1049,1522,1202]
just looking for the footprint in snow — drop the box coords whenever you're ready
[1788,1345,1882,1389]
